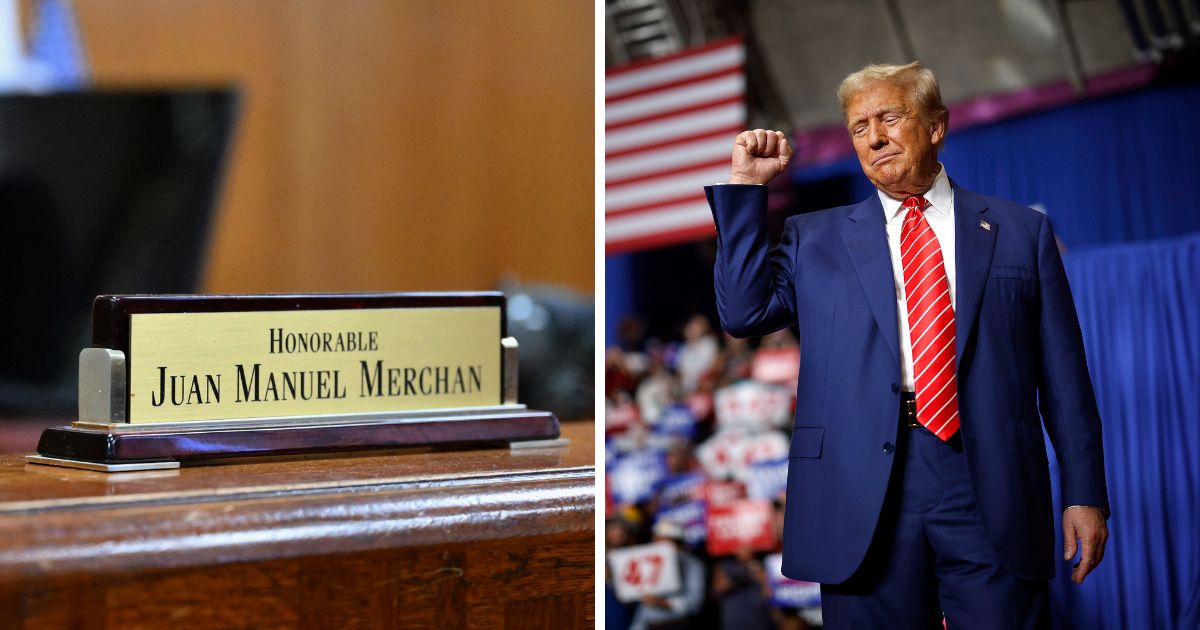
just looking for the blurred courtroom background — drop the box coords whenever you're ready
[78,0,593,294]
[0,0,594,440]
[604,1,1199,629]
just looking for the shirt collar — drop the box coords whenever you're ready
[878,163,953,223]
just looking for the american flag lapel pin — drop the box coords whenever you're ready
[980,219,991,231]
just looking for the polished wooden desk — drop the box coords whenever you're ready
[0,420,595,629]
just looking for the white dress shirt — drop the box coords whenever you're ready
[878,164,955,392]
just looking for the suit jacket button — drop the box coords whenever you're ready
[883,442,895,454]
[891,383,900,394]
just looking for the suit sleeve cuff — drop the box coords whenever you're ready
[1066,505,1110,519]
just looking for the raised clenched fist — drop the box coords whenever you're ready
[730,129,793,185]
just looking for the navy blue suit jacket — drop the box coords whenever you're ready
[707,183,1110,583]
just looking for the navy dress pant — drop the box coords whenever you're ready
[820,425,1050,629]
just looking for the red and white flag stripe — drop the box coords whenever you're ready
[606,38,746,253]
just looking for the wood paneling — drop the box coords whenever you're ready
[0,534,594,629]
[0,421,595,628]
[70,1,595,295]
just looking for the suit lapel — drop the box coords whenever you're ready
[952,184,996,365]
[840,196,899,361]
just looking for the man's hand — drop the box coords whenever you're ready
[1063,506,1108,584]
[730,129,793,185]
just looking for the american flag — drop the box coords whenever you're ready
[605,38,746,253]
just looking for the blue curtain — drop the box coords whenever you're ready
[940,83,1200,248]
[1047,232,1200,629]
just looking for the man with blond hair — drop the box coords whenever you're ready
[706,62,1109,628]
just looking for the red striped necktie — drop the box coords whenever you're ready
[900,195,960,440]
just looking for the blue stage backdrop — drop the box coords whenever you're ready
[1049,232,1200,629]
[939,83,1200,249]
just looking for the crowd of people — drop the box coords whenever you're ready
[605,314,821,630]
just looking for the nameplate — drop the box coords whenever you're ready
[91,293,504,424]
[31,292,560,470]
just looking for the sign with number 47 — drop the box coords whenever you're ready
[607,541,682,603]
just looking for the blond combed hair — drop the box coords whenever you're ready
[837,62,948,135]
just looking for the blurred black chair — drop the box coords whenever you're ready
[0,89,238,414]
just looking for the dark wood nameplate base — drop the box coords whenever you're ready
[34,408,560,468]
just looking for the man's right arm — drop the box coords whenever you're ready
[708,129,798,338]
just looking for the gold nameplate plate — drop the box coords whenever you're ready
[129,307,500,423]
[29,292,559,470]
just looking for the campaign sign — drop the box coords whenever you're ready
[714,381,793,430]
[656,472,707,508]
[704,479,745,508]
[732,431,790,482]
[700,429,789,482]
[765,553,821,608]
[606,400,640,433]
[608,541,683,603]
[655,500,707,547]
[697,429,746,479]
[608,450,667,505]
[745,457,789,500]
[706,498,776,556]
[653,404,697,439]
[752,347,801,386]
[608,430,677,456]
